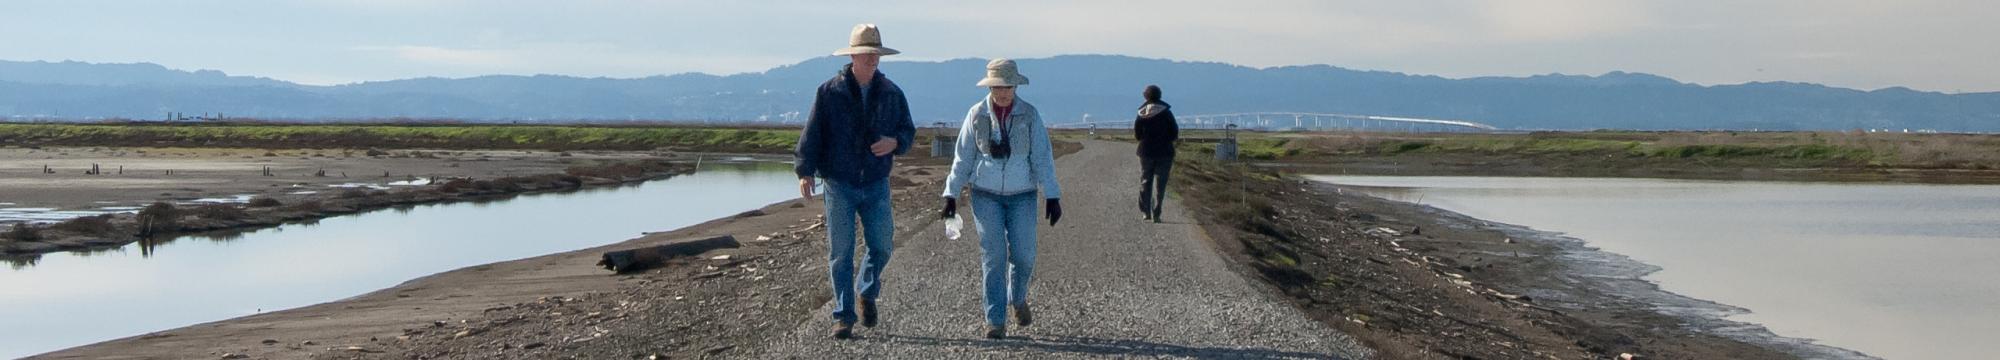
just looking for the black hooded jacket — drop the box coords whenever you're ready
[1133,101,1179,158]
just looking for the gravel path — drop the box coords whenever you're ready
[758,140,1370,359]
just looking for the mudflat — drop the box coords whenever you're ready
[0,146,665,211]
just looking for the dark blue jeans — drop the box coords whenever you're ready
[824,178,894,324]
[1140,156,1173,218]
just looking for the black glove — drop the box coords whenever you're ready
[941,197,958,219]
[1045,198,1063,225]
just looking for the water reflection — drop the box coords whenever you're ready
[1311,175,2000,360]
[0,161,798,359]
[4,255,36,269]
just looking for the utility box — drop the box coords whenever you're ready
[930,122,955,158]
[932,135,956,158]
[1215,124,1240,161]
[1214,138,1238,161]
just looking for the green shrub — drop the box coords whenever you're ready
[1384,141,1431,154]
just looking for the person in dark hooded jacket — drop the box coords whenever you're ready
[1133,85,1178,222]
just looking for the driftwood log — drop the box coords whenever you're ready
[597,235,739,274]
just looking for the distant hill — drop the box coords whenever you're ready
[2,56,1996,131]
[0,60,294,88]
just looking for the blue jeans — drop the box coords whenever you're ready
[971,189,1039,326]
[825,178,895,324]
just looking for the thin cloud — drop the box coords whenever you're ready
[351,45,512,68]
[2,0,1993,91]
[1478,0,1655,42]
[348,43,793,79]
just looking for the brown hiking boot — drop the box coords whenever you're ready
[984,325,1005,339]
[859,299,878,327]
[832,322,854,340]
[1014,304,1032,326]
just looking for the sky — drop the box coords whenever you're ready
[1,0,1994,92]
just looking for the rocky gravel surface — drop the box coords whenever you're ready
[755,141,1368,359]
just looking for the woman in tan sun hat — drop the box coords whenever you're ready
[940,58,1063,339]
[795,23,915,340]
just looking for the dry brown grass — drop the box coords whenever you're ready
[6,223,42,242]
[188,204,249,221]
[247,196,284,207]
[1224,130,2000,169]
[50,215,120,236]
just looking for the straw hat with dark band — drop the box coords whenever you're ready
[833,24,900,56]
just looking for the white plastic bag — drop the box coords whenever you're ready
[944,213,964,240]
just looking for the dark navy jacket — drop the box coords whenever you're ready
[794,65,915,184]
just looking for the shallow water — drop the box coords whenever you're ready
[0,179,439,224]
[1310,175,2000,360]
[0,161,799,358]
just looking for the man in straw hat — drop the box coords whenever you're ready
[940,58,1063,339]
[794,23,915,340]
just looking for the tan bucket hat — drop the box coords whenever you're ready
[976,58,1029,87]
[832,24,900,56]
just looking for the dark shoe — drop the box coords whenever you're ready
[1142,214,1153,221]
[860,299,878,328]
[832,322,854,340]
[1014,304,1033,327]
[984,325,1005,339]
[1152,216,1162,223]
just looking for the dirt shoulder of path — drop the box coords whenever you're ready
[1173,159,1797,359]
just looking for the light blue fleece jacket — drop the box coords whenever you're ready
[943,96,1062,200]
